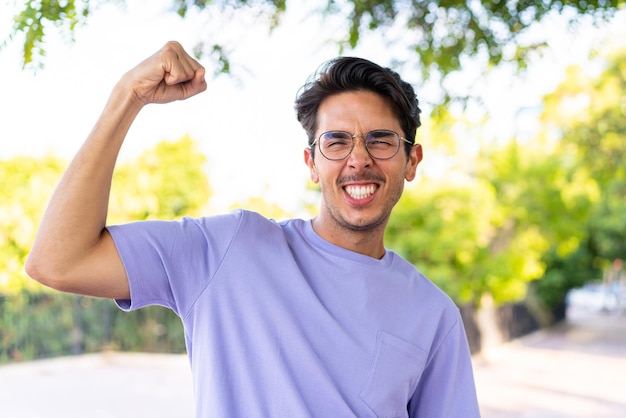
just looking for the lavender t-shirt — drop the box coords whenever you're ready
[108,210,480,417]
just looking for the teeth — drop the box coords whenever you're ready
[345,184,376,199]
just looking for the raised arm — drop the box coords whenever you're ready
[25,41,207,299]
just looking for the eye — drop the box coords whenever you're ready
[321,131,352,148]
[366,130,397,147]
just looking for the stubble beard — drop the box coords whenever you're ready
[320,193,394,235]
[316,170,405,236]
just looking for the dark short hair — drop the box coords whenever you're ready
[295,57,421,158]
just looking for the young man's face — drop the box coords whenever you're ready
[304,90,422,238]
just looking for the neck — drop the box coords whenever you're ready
[311,216,387,259]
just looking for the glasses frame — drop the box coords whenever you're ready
[311,129,413,161]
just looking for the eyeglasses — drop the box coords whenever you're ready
[312,130,412,161]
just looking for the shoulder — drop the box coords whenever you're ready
[191,209,279,232]
[386,251,461,321]
[193,210,304,247]
[390,252,453,301]
[108,209,284,251]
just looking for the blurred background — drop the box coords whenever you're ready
[1,0,625,416]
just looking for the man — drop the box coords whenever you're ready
[27,41,480,417]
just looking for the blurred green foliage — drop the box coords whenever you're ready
[0,136,210,363]
[387,47,626,315]
[0,292,187,363]
[0,154,63,294]
[110,134,212,222]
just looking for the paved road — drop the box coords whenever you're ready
[0,352,194,418]
[1,306,624,417]
[475,306,626,417]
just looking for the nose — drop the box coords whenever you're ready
[347,136,372,168]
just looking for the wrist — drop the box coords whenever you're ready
[107,80,145,119]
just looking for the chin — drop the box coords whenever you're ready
[342,214,388,232]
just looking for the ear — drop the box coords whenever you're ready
[304,148,319,184]
[404,144,423,182]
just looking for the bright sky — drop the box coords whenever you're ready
[1,1,622,212]
[1,0,340,212]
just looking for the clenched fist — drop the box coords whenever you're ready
[120,41,207,106]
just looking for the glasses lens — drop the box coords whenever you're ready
[365,130,400,159]
[318,131,353,160]
[316,130,402,160]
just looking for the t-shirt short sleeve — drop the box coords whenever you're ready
[107,211,244,316]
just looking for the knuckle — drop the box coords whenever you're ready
[163,40,182,50]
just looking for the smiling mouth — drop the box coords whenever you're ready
[344,184,377,199]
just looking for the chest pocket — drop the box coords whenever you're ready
[360,331,428,418]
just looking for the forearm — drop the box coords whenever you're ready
[26,84,143,288]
